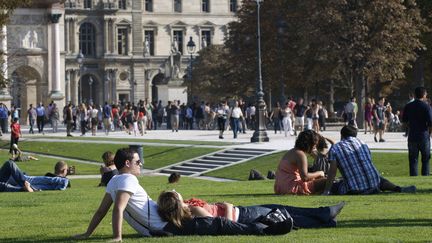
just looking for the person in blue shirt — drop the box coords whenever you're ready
[402,87,432,176]
[0,103,9,134]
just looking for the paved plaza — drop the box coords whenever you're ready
[18,126,411,152]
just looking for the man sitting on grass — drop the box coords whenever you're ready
[322,125,416,195]
[74,148,291,242]
[0,160,69,192]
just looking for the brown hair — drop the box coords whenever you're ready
[294,130,319,153]
[54,161,68,175]
[101,151,115,166]
[157,191,192,228]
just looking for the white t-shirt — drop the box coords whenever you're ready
[106,174,167,236]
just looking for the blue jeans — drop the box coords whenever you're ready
[0,160,27,192]
[237,204,335,228]
[408,139,430,176]
[0,160,69,192]
[230,118,240,138]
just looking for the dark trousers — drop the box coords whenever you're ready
[37,116,45,133]
[237,204,335,228]
[0,160,26,192]
[162,216,266,236]
[408,139,430,176]
[0,118,8,133]
[80,120,87,135]
[218,117,226,132]
[9,137,19,154]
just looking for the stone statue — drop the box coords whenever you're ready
[170,37,182,79]
[29,30,38,48]
[144,37,150,56]
[202,37,207,49]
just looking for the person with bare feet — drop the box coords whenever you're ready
[11,144,39,162]
[0,160,69,192]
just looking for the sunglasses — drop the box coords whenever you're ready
[134,160,142,166]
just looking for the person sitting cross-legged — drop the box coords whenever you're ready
[322,125,416,195]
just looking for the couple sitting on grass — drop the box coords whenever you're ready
[74,148,345,241]
[274,125,416,195]
[0,160,70,192]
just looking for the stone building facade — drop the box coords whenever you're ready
[3,0,240,123]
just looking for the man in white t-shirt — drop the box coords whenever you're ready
[74,148,291,241]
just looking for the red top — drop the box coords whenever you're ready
[11,123,21,139]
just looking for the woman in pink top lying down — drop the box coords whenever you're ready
[157,191,345,229]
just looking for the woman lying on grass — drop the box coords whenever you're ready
[274,130,329,195]
[157,191,345,229]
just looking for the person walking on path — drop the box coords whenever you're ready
[36,102,46,134]
[402,87,432,176]
[65,103,73,137]
[0,103,9,135]
[9,118,22,157]
[373,97,386,142]
[27,104,36,134]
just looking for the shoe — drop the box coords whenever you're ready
[67,134,73,137]
[219,136,223,139]
[379,139,385,142]
[374,136,378,142]
[267,170,275,179]
[329,201,346,218]
[401,185,416,193]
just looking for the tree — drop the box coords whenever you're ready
[0,0,31,88]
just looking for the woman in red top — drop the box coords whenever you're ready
[157,191,344,229]
[10,118,22,156]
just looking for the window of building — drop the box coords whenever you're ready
[145,0,153,12]
[117,28,128,55]
[144,31,155,56]
[201,30,211,48]
[79,23,96,56]
[174,0,182,13]
[229,0,237,12]
[173,31,183,54]
[83,0,92,9]
[118,0,127,9]
[202,0,210,12]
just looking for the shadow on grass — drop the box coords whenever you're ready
[416,188,432,194]
[338,218,432,228]
[0,234,144,243]
[197,193,277,198]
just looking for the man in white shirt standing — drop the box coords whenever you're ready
[74,148,291,241]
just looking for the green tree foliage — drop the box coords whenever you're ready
[0,0,31,87]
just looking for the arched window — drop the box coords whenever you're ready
[79,23,96,56]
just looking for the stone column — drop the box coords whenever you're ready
[65,17,70,54]
[112,69,117,103]
[71,69,79,105]
[71,16,78,54]
[0,25,12,107]
[111,18,117,54]
[104,17,110,55]
[48,13,64,99]
[104,69,111,102]
[65,70,71,102]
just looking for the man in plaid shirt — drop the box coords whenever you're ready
[322,125,416,195]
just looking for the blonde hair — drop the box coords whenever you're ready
[157,191,191,228]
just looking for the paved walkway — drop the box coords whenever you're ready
[15,126,411,151]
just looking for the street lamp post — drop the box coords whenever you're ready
[186,37,196,103]
[251,0,269,142]
[76,50,84,104]
[277,17,287,104]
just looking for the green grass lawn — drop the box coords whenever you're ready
[0,176,431,242]
[205,152,413,180]
[0,151,100,176]
[0,141,220,170]
[28,135,235,146]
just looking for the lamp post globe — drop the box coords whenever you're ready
[251,0,269,142]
